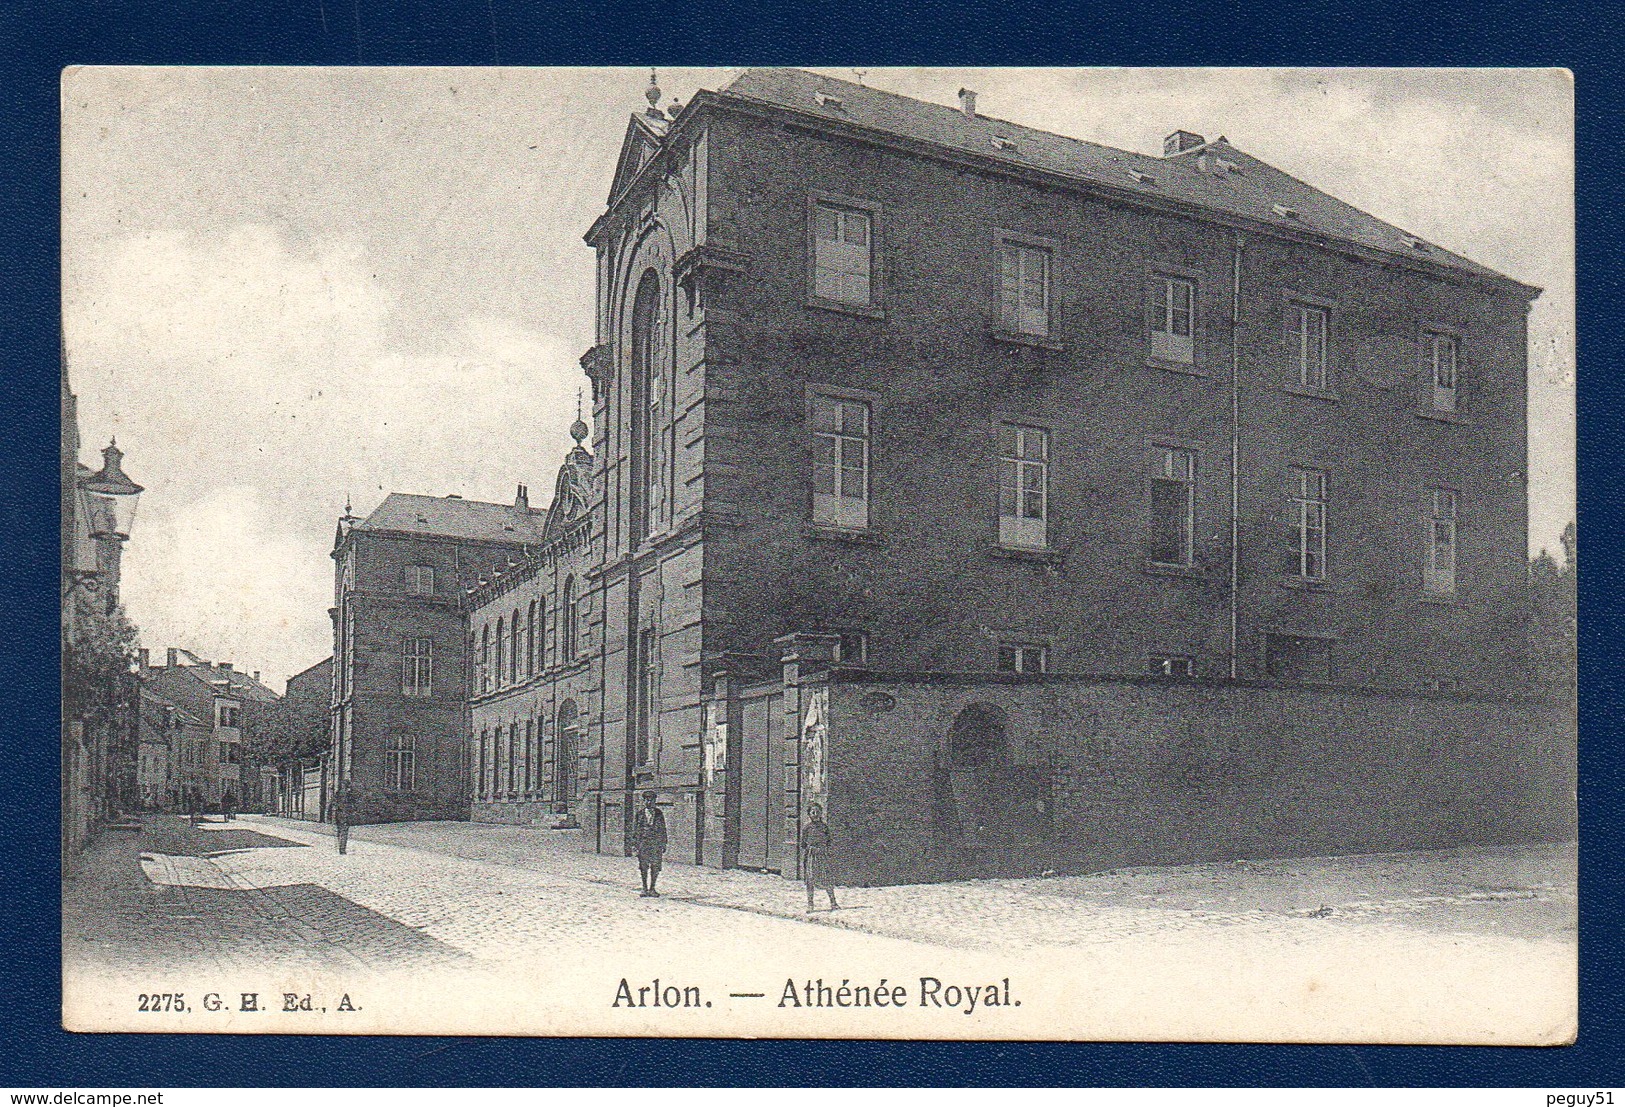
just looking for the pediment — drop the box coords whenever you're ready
[608,113,668,204]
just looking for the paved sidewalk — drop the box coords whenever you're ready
[62,815,468,978]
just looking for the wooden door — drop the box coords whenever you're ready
[737,695,772,869]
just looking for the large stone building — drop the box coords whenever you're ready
[328,489,546,820]
[467,427,597,825]
[572,68,1543,872]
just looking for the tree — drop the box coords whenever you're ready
[64,604,139,725]
[1530,522,1576,689]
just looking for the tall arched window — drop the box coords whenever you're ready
[555,699,579,807]
[494,617,506,687]
[480,625,491,693]
[562,576,578,662]
[537,598,548,672]
[510,608,521,684]
[526,601,537,679]
[630,270,666,542]
[524,718,536,792]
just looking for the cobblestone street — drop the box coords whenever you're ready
[62,814,1576,1041]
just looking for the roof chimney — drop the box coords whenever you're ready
[1163,130,1205,157]
[515,484,530,512]
[167,648,179,668]
[958,88,977,118]
[139,648,149,671]
[253,671,261,683]
[219,662,233,672]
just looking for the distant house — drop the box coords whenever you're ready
[138,648,279,809]
[135,686,207,810]
[328,488,546,821]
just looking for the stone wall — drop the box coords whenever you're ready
[823,671,1574,886]
[700,109,1532,692]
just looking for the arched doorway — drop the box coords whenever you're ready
[554,699,579,811]
[940,702,1052,876]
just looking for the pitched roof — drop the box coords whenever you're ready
[715,68,1522,288]
[355,492,548,545]
[197,665,281,703]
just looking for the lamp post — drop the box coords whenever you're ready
[68,439,144,825]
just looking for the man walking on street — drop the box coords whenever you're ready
[221,788,237,821]
[801,802,838,912]
[332,781,354,855]
[632,790,667,897]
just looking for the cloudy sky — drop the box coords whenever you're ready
[62,66,1574,690]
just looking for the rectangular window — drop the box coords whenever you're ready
[1149,448,1196,566]
[405,564,435,595]
[1285,467,1328,580]
[997,643,1048,673]
[386,735,416,792]
[833,631,869,666]
[812,202,872,305]
[1150,276,1195,364]
[998,423,1049,549]
[636,627,658,766]
[402,637,433,697]
[1427,332,1458,412]
[1425,488,1458,595]
[1148,655,1193,677]
[1264,634,1332,683]
[1291,303,1329,390]
[811,394,871,530]
[999,243,1051,336]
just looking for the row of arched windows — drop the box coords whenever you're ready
[475,700,580,804]
[476,577,580,694]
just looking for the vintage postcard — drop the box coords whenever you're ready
[60,66,1576,1041]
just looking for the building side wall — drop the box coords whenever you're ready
[699,112,1531,693]
[335,530,534,821]
[824,675,1574,886]
[469,526,596,826]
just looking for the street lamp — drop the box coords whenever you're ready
[82,438,143,541]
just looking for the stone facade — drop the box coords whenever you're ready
[577,68,1540,872]
[330,491,546,823]
[468,440,597,827]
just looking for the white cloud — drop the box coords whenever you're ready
[69,224,589,687]
[120,486,331,686]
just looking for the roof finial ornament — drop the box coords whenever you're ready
[570,388,590,447]
[645,69,662,111]
[853,69,868,86]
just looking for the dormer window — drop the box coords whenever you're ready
[991,135,1017,152]
[814,91,844,109]
[1129,169,1157,186]
[1272,203,1301,220]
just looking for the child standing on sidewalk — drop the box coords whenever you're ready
[801,803,838,912]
